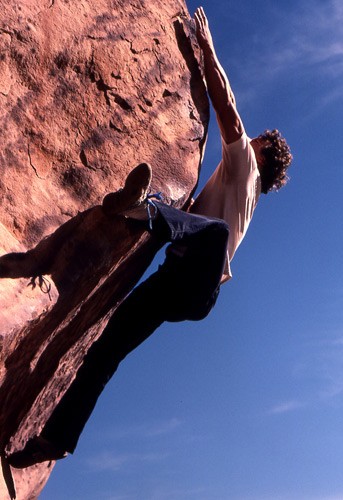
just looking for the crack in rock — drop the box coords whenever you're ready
[27,144,44,179]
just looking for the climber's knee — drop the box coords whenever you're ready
[165,284,221,322]
[210,219,230,244]
[187,285,221,321]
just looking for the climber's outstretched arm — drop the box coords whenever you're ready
[194,7,243,144]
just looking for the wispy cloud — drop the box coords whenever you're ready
[98,485,209,500]
[143,485,208,500]
[267,0,343,76]
[268,399,306,415]
[272,335,343,413]
[101,417,183,442]
[235,493,343,500]
[143,417,183,437]
[85,449,170,472]
[327,337,343,347]
[317,354,343,400]
[231,0,343,109]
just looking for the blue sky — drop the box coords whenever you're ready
[41,1,343,499]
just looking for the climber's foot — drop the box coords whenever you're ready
[102,162,152,217]
[8,436,67,469]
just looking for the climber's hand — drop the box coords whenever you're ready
[194,7,214,51]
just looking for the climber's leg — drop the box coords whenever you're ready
[41,210,228,451]
[39,210,229,453]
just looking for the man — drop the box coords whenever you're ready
[7,7,292,468]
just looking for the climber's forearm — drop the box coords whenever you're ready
[195,7,236,109]
[195,7,243,143]
[201,44,236,111]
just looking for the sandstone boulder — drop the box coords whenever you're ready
[0,0,208,497]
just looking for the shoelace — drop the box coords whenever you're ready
[146,191,164,230]
[27,275,52,301]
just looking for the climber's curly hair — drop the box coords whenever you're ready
[258,129,293,194]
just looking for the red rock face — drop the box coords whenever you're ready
[0,0,208,497]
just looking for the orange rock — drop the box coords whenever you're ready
[0,0,208,497]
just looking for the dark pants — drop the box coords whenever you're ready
[42,203,229,452]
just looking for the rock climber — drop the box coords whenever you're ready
[7,7,292,468]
